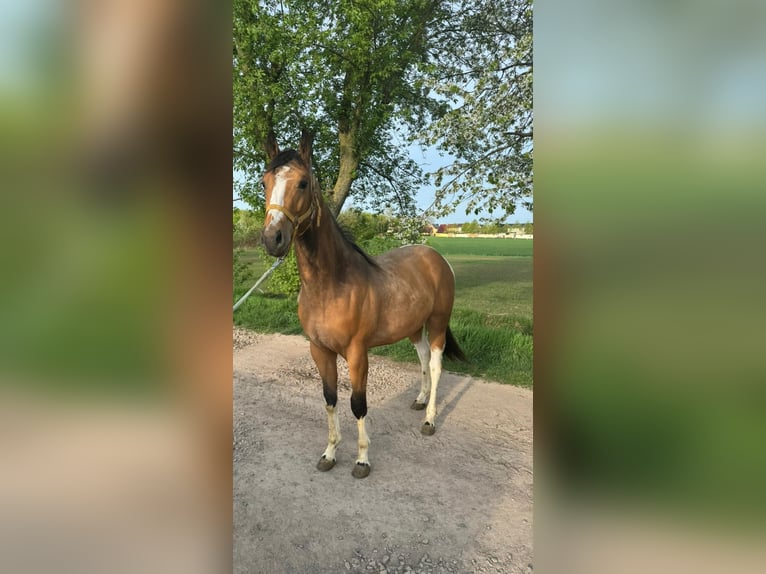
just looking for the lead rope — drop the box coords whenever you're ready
[233,189,321,313]
[233,256,285,312]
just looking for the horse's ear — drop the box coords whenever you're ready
[265,130,280,162]
[298,128,313,168]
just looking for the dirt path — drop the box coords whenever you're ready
[234,329,533,574]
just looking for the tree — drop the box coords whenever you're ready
[482,221,503,235]
[424,0,532,221]
[233,0,532,222]
[462,220,481,234]
[336,208,390,242]
[233,0,445,217]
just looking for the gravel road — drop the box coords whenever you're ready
[234,328,532,574]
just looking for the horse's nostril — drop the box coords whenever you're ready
[275,230,283,245]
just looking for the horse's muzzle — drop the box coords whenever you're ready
[261,224,292,257]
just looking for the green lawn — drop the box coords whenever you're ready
[426,237,532,318]
[427,236,533,257]
[449,255,532,318]
[234,236,533,386]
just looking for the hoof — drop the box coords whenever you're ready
[421,421,436,436]
[316,456,336,472]
[410,400,426,410]
[352,462,371,479]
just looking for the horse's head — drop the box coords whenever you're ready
[260,131,318,257]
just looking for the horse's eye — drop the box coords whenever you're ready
[298,180,308,189]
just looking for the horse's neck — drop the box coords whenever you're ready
[294,203,353,288]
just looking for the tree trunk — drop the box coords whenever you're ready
[330,129,358,217]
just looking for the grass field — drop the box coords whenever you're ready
[234,237,532,386]
[427,236,532,257]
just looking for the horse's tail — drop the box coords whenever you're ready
[444,326,467,362]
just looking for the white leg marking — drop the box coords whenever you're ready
[413,332,431,404]
[322,405,341,461]
[356,416,370,465]
[425,346,444,426]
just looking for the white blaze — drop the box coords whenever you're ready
[267,165,290,225]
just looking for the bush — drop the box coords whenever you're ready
[359,235,401,255]
[268,249,301,295]
[337,208,389,242]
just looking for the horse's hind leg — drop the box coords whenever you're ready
[421,324,447,436]
[310,342,340,471]
[347,343,371,478]
[409,327,430,410]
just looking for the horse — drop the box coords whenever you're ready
[260,131,466,478]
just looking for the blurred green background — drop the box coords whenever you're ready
[536,0,766,555]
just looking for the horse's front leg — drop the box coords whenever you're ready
[310,342,340,471]
[347,344,371,478]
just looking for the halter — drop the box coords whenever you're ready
[266,182,322,238]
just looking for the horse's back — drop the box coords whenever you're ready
[374,244,452,277]
[373,244,456,314]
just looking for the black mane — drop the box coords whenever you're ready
[337,222,381,269]
[299,209,381,273]
[266,149,302,171]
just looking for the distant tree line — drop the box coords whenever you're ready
[437,220,533,235]
[236,206,531,250]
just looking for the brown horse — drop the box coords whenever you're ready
[260,132,465,478]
